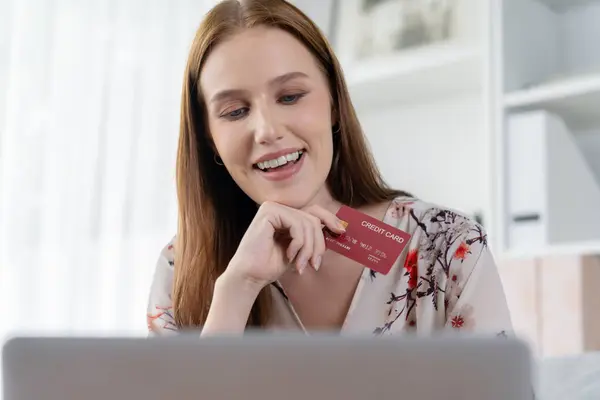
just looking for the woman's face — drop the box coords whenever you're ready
[200,26,335,208]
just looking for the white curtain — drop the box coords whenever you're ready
[0,0,218,343]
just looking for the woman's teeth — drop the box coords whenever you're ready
[256,150,303,171]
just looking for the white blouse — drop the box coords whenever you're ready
[147,197,512,337]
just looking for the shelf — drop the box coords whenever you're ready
[502,240,600,260]
[504,72,600,130]
[344,42,480,111]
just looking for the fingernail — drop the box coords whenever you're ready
[313,256,322,271]
[298,258,308,274]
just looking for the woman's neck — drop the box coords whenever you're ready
[304,186,343,215]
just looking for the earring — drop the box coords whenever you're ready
[214,154,224,166]
[332,123,341,134]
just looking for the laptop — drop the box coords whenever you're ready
[2,333,533,400]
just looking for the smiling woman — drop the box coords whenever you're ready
[146,0,513,338]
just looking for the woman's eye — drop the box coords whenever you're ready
[222,107,248,120]
[279,93,303,104]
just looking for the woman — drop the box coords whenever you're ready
[147,0,512,337]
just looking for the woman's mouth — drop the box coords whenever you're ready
[253,150,304,172]
[252,150,306,182]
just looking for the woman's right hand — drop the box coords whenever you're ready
[202,201,346,336]
[222,201,347,290]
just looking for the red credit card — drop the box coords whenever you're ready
[324,206,411,275]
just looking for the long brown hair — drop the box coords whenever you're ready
[173,0,409,329]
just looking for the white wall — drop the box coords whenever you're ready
[359,93,486,217]
[289,0,336,39]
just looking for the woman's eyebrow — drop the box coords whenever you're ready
[210,89,248,105]
[268,71,309,86]
[209,71,309,104]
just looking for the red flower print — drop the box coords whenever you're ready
[147,314,158,331]
[451,315,465,328]
[454,242,471,260]
[167,244,174,250]
[447,269,463,292]
[147,305,177,332]
[448,304,475,331]
[403,249,419,289]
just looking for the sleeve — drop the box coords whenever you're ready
[146,239,178,336]
[443,225,513,337]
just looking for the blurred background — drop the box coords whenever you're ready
[1,0,600,395]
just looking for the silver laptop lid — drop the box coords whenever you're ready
[3,334,533,400]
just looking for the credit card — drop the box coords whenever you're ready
[324,205,411,275]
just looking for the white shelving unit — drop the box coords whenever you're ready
[334,0,485,111]
[345,41,480,109]
[504,72,600,130]
[493,0,600,258]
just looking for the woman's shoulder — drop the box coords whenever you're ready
[147,237,177,334]
[150,237,176,292]
[383,195,489,263]
[157,237,176,268]
[376,197,510,336]
[384,195,485,237]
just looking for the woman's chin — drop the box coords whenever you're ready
[258,189,316,209]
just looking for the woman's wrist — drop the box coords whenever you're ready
[217,266,266,297]
[201,267,263,336]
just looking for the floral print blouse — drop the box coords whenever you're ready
[147,197,512,337]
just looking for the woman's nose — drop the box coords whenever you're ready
[252,103,283,144]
